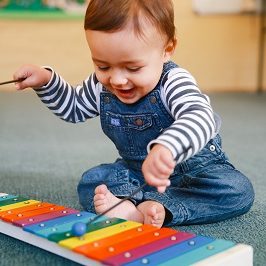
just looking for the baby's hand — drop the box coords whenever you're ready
[13,64,52,90]
[142,144,175,193]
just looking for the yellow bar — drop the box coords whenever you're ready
[0,200,40,212]
[59,220,141,249]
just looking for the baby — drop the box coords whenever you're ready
[14,0,254,228]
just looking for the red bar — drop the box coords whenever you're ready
[13,208,79,227]
[74,226,177,261]
[103,231,195,266]
[1,203,55,221]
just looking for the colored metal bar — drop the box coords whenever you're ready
[39,217,124,240]
[123,236,215,266]
[75,226,176,261]
[13,208,79,227]
[0,200,42,220]
[1,203,55,222]
[0,196,29,207]
[59,221,141,249]
[158,239,235,266]
[24,211,96,234]
[4,204,63,223]
[0,200,40,213]
[0,194,17,202]
[104,230,195,266]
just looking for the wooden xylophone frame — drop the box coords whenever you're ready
[0,219,100,265]
[0,193,253,266]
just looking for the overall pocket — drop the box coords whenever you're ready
[101,111,163,156]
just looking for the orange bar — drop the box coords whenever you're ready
[0,202,53,219]
[74,225,177,261]
[2,204,65,223]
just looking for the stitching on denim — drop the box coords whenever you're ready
[168,201,189,224]
[185,197,254,221]
[142,196,189,224]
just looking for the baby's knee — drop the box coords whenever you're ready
[77,167,104,211]
[230,174,254,213]
[79,166,106,185]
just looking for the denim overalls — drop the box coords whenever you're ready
[78,62,254,226]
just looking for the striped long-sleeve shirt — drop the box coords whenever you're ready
[36,65,220,163]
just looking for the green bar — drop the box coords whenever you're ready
[0,194,17,202]
[48,217,125,242]
[0,196,29,207]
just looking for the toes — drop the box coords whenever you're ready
[94,184,108,194]
[149,205,159,216]
[138,202,165,227]
[93,193,105,202]
[93,194,105,208]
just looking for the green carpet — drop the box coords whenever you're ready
[0,90,265,266]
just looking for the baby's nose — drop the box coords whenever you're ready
[110,71,127,87]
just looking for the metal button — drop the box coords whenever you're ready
[210,145,216,152]
[135,118,143,126]
[108,247,115,252]
[188,240,195,246]
[150,96,157,104]
[141,258,149,264]
[207,245,215,250]
[124,252,131,258]
[104,96,110,103]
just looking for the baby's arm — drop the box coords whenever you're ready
[13,64,101,123]
[142,144,175,193]
[13,64,52,90]
[144,66,218,192]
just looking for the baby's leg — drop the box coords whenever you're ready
[162,135,255,226]
[94,184,144,223]
[137,201,165,228]
[77,159,143,215]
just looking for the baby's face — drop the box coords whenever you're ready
[85,21,174,104]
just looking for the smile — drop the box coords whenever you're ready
[116,88,135,98]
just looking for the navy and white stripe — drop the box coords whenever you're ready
[149,67,217,162]
[36,69,101,122]
[36,66,218,163]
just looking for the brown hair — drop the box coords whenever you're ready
[84,0,176,43]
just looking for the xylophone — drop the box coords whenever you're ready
[0,192,253,266]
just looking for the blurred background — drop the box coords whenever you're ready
[0,1,265,266]
[0,0,265,92]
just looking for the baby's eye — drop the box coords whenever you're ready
[97,66,110,71]
[126,67,142,72]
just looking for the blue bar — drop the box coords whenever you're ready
[124,236,215,266]
[158,239,235,265]
[30,214,110,238]
[24,211,96,235]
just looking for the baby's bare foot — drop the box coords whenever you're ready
[137,201,165,228]
[93,184,143,222]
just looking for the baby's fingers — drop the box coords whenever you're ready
[13,70,32,90]
[157,181,171,193]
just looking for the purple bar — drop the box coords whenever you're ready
[103,231,195,266]
[13,208,79,227]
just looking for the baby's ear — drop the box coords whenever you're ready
[163,39,177,62]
